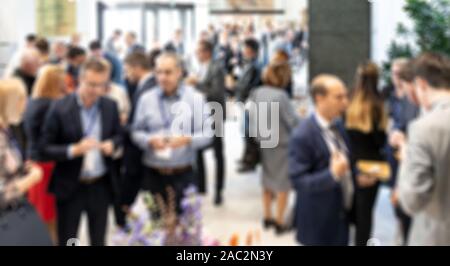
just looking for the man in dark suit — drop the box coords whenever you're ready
[125,32,145,56]
[164,29,185,56]
[289,75,354,246]
[89,40,123,85]
[235,38,262,103]
[235,38,262,173]
[11,48,42,157]
[120,50,160,218]
[41,58,122,246]
[187,40,226,206]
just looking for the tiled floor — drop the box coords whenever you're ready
[77,111,397,246]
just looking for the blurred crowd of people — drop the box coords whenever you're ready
[288,53,450,246]
[0,20,308,246]
[1,17,450,247]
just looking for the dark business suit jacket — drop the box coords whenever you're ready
[122,75,157,205]
[196,60,226,120]
[289,115,354,246]
[235,60,261,103]
[41,94,122,201]
[23,98,53,161]
[129,76,157,125]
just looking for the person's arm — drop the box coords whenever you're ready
[279,93,300,131]
[289,132,339,192]
[120,88,131,126]
[235,68,253,102]
[398,122,434,215]
[195,75,210,95]
[131,96,160,151]
[7,163,42,198]
[197,64,226,103]
[0,135,42,203]
[110,101,123,152]
[23,102,39,159]
[40,102,72,161]
[190,95,214,150]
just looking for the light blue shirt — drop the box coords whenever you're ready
[132,85,213,168]
[68,95,106,179]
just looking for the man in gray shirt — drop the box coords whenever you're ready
[132,52,213,213]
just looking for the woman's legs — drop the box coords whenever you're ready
[275,191,289,226]
[355,183,380,246]
[46,219,58,245]
[263,189,274,221]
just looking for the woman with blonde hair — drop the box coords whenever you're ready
[0,78,51,245]
[345,62,388,246]
[248,51,300,235]
[23,65,66,244]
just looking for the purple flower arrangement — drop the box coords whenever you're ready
[112,185,219,246]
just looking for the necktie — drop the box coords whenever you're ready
[329,124,354,210]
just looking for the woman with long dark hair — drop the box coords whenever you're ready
[345,62,388,246]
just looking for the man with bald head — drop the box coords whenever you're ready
[14,48,41,95]
[289,74,354,246]
[10,48,42,157]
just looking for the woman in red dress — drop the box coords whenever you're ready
[24,65,66,244]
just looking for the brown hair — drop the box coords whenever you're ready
[125,51,152,70]
[346,62,387,133]
[398,60,415,83]
[32,65,65,99]
[80,57,111,78]
[198,40,214,54]
[262,50,292,89]
[413,52,450,89]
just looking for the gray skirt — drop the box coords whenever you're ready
[260,145,292,192]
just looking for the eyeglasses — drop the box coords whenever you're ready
[83,81,109,90]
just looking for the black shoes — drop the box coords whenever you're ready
[263,219,289,235]
[214,193,223,206]
[263,219,276,230]
[274,223,289,235]
[237,163,257,173]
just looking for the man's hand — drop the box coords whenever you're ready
[330,151,350,181]
[23,162,43,186]
[185,75,198,86]
[101,140,115,156]
[149,136,169,151]
[397,141,407,162]
[168,136,192,149]
[72,138,99,157]
[391,189,399,206]
[357,174,378,188]
[389,130,406,148]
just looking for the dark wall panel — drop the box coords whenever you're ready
[309,0,371,87]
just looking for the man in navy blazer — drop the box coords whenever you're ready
[289,74,354,246]
[120,50,160,217]
[41,58,122,246]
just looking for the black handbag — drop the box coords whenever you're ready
[0,201,53,246]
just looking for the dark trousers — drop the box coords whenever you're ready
[394,204,412,245]
[196,136,225,195]
[146,168,194,215]
[111,158,126,227]
[56,179,111,246]
[354,182,380,246]
[121,145,144,207]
